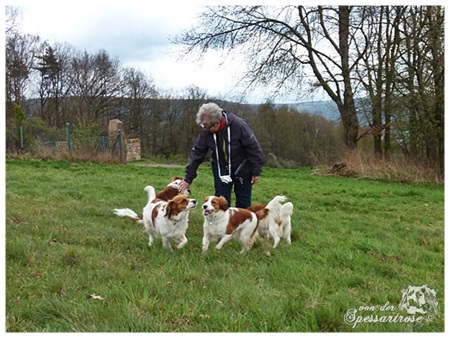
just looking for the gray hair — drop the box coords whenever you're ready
[196,102,223,125]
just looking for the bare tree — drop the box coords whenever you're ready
[397,6,444,172]
[5,6,20,35]
[121,67,158,136]
[174,5,363,149]
[5,32,40,119]
[252,103,344,166]
[68,50,122,125]
[33,43,66,127]
[355,6,405,159]
[179,85,207,154]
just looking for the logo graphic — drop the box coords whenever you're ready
[344,285,438,328]
[398,285,438,315]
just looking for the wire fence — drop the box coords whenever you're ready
[14,123,132,163]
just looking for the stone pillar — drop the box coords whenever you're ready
[108,119,127,163]
[126,138,141,161]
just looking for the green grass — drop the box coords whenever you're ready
[5,158,444,332]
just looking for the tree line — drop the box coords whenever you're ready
[5,6,444,174]
[175,5,444,173]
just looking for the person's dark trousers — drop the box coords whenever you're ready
[212,163,252,208]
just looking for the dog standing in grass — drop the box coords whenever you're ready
[113,178,196,251]
[247,196,293,248]
[201,195,259,254]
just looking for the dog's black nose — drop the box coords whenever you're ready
[202,204,207,209]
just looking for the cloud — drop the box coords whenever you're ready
[123,47,245,98]
[20,3,199,59]
[16,2,282,103]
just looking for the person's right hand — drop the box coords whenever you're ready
[178,180,191,193]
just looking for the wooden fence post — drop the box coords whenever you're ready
[108,119,127,163]
[66,123,72,156]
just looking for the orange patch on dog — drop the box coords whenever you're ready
[156,186,180,201]
[254,208,269,220]
[155,176,185,201]
[151,204,161,224]
[247,204,267,213]
[247,204,269,221]
[165,195,190,219]
[226,209,254,234]
[205,196,229,212]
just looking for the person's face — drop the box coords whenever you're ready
[201,121,220,133]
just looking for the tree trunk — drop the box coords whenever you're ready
[339,6,359,149]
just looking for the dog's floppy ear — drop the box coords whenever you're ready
[218,196,229,211]
[165,200,175,220]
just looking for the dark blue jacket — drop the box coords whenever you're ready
[184,111,265,184]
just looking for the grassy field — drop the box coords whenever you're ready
[4,158,445,332]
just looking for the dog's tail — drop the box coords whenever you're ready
[280,202,294,222]
[113,208,143,224]
[265,195,287,215]
[280,202,293,240]
[144,185,156,202]
[266,195,287,209]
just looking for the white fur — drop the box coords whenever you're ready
[279,202,293,245]
[114,185,197,251]
[201,196,258,254]
[252,195,294,248]
[113,208,143,224]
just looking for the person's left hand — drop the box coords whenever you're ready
[251,176,260,185]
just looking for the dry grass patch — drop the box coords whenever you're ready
[317,151,443,184]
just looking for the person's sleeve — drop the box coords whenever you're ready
[240,122,265,176]
[184,133,209,184]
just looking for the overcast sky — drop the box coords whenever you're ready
[12,1,290,104]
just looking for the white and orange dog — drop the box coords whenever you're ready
[114,183,197,251]
[201,196,259,253]
[247,196,294,248]
[154,176,190,201]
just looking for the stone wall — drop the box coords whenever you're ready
[126,138,141,161]
[108,119,141,162]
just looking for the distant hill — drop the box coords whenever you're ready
[280,100,341,122]
[23,97,342,123]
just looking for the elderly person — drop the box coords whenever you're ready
[178,102,265,208]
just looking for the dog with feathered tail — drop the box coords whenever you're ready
[114,184,197,251]
[247,195,294,249]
